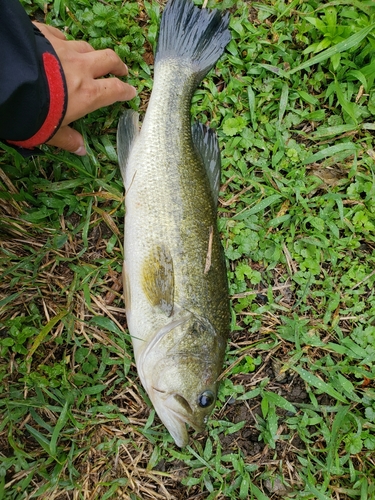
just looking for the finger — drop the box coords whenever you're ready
[33,22,67,40]
[61,79,136,124]
[85,48,129,78]
[33,22,93,54]
[65,39,96,54]
[46,126,87,156]
[96,79,137,103]
[64,79,136,123]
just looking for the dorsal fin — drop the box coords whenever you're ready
[117,109,140,183]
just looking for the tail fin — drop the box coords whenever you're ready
[155,0,231,81]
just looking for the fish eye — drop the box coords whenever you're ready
[198,390,215,408]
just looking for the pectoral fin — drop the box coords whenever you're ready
[192,122,221,206]
[141,245,174,316]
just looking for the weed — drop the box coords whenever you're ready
[1,0,375,498]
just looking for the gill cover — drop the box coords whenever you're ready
[137,314,221,447]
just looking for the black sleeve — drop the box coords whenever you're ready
[0,0,67,152]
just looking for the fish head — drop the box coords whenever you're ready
[139,314,225,447]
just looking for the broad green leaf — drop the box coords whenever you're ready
[223,116,247,136]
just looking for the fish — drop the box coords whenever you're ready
[117,0,231,447]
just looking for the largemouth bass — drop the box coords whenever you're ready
[117,0,231,447]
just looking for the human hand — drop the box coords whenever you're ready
[34,22,136,155]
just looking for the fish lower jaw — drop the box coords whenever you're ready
[151,404,189,447]
[148,392,200,447]
[168,407,204,433]
[157,403,205,448]
[167,414,189,448]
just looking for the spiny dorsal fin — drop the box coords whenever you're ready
[117,109,140,182]
[141,245,174,317]
[192,122,221,206]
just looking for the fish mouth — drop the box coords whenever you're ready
[170,394,205,432]
[150,389,205,447]
[162,409,189,448]
[164,406,204,447]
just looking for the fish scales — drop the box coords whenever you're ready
[117,0,231,447]
[126,66,227,328]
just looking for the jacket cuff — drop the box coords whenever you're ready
[7,30,67,152]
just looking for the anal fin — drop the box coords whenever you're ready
[192,122,221,206]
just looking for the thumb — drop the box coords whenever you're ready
[46,126,87,156]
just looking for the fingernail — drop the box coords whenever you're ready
[74,145,87,156]
[124,63,129,74]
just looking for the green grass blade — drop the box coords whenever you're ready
[0,292,22,309]
[247,86,257,131]
[25,424,53,457]
[288,23,375,75]
[303,142,357,164]
[293,366,348,403]
[50,399,71,457]
[278,83,289,125]
[233,194,282,219]
[263,391,297,414]
[26,310,68,360]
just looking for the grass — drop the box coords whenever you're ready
[1,0,375,498]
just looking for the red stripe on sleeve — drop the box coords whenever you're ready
[8,52,66,149]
